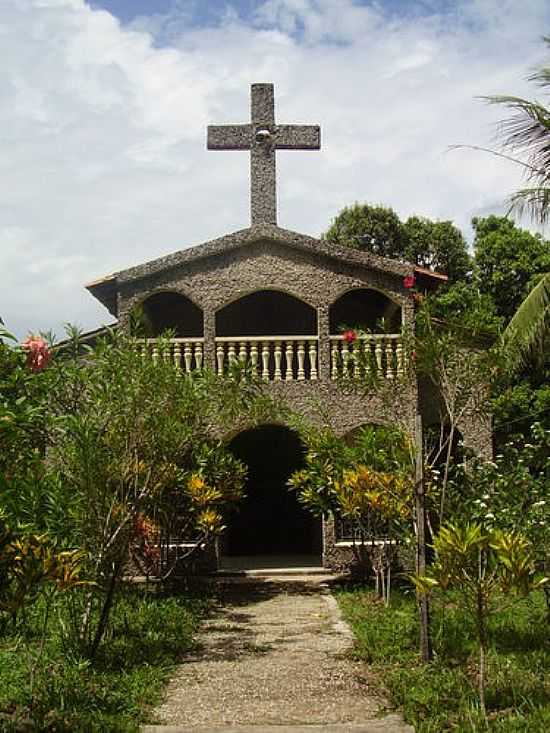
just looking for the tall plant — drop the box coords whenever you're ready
[46,331,277,658]
[413,523,547,720]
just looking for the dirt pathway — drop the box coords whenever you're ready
[146,576,412,731]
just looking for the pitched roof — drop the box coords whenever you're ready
[86,223,446,315]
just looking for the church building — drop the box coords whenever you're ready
[86,84,491,573]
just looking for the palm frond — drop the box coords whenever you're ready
[501,273,550,373]
[481,95,550,184]
[507,186,550,223]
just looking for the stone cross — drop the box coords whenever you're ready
[207,83,321,226]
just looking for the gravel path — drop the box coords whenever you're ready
[147,576,412,731]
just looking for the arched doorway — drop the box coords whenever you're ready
[224,425,322,564]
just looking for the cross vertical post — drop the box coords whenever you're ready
[207,83,320,226]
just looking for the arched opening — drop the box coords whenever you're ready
[329,288,401,334]
[224,425,322,564]
[134,291,203,338]
[216,290,317,337]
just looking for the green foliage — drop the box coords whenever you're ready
[0,325,277,660]
[502,272,550,373]
[482,37,550,225]
[404,215,471,283]
[323,203,471,281]
[323,203,408,260]
[492,382,550,439]
[413,522,546,718]
[447,423,550,563]
[337,587,549,731]
[473,215,550,320]
[426,281,504,338]
[288,421,413,524]
[0,587,207,731]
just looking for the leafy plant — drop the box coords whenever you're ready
[412,522,547,719]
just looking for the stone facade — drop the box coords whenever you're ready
[87,221,492,574]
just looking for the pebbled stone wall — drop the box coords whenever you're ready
[114,236,491,574]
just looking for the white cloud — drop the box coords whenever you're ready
[1,0,548,338]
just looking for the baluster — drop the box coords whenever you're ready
[396,339,403,377]
[261,341,270,381]
[353,336,369,377]
[297,341,305,381]
[274,342,282,381]
[331,340,340,380]
[228,341,237,366]
[152,341,159,365]
[216,343,225,375]
[309,339,318,381]
[194,342,203,371]
[250,341,259,375]
[239,341,247,365]
[184,341,193,373]
[341,340,350,376]
[386,339,394,379]
[173,341,182,369]
[350,340,357,378]
[285,341,294,381]
[375,337,383,376]
[163,342,171,363]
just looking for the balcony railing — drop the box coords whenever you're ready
[216,336,318,382]
[137,338,205,373]
[136,334,403,382]
[330,334,403,380]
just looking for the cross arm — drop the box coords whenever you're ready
[275,125,320,150]
[207,124,253,150]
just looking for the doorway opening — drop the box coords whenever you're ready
[223,425,322,568]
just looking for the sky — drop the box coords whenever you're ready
[2,0,549,339]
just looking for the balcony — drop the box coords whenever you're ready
[132,287,404,382]
[137,333,402,382]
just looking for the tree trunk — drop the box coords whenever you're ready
[477,553,488,722]
[415,414,432,662]
[89,554,125,660]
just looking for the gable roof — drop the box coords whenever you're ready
[86,223,446,315]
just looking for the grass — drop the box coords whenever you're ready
[335,586,550,732]
[0,586,209,731]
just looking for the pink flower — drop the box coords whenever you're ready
[342,329,357,344]
[403,274,416,289]
[22,335,51,372]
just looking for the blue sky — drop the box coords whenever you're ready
[2,0,549,338]
[89,1,460,37]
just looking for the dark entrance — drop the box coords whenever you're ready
[226,425,322,557]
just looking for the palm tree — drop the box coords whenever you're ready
[483,37,550,225]
[502,272,549,373]
[481,40,550,369]
[454,38,550,224]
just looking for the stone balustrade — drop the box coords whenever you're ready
[330,334,403,380]
[137,338,205,373]
[215,336,318,381]
[136,334,403,382]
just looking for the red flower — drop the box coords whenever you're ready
[342,329,357,344]
[21,335,51,372]
[403,274,416,289]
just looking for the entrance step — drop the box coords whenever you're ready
[218,554,324,573]
[216,566,329,577]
